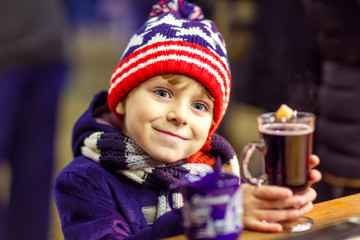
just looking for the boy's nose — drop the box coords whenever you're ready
[167,103,188,126]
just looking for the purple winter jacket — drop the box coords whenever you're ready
[53,91,184,239]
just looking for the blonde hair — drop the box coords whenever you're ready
[122,74,214,103]
[162,74,214,101]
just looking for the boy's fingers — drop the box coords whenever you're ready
[253,188,319,211]
[244,201,314,232]
[300,201,314,215]
[309,169,322,184]
[243,185,317,233]
[244,206,307,232]
[252,195,308,210]
[253,185,293,200]
[259,208,303,222]
[296,188,317,203]
[309,154,320,168]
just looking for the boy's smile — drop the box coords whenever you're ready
[115,75,214,163]
[153,128,188,141]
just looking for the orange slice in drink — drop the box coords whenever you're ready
[275,104,294,121]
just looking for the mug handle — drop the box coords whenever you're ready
[239,140,268,186]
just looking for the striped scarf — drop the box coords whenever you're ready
[81,130,239,218]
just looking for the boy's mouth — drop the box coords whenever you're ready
[154,128,188,141]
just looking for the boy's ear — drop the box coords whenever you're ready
[115,101,126,115]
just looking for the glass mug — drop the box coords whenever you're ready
[240,111,315,232]
[168,171,243,240]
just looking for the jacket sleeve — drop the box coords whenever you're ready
[53,168,184,240]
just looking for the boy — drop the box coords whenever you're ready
[54,0,321,239]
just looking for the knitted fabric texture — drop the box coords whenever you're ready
[81,130,240,217]
[81,130,238,188]
[107,0,231,137]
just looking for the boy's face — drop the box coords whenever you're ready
[116,75,214,163]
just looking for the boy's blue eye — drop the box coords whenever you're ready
[154,89,171,98]
[192,102,208,112]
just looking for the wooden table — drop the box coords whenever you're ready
[163,193,360,240]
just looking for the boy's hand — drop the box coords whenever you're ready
[309,154,322,184]
[242,154,322,233]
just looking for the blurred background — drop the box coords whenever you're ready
[1,0,359,239]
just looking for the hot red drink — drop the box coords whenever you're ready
[260,123,314,193]
[240,109,316,232]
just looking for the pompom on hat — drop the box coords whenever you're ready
[108,0,231,138]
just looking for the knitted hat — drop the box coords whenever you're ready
[108,0,231,137]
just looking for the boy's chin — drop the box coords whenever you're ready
[154,156,183,164]
[150,152,189,164]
